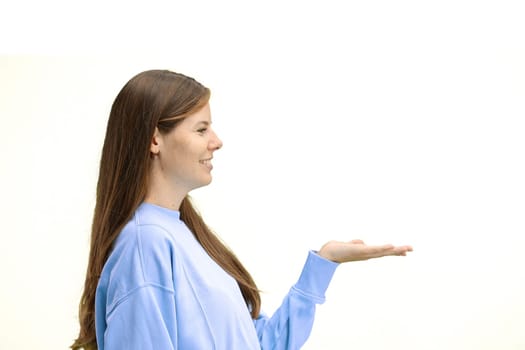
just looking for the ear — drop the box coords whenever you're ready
[150,127,161,156]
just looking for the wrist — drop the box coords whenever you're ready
[318,243,338,263]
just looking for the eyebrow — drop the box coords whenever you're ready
[195,121,211,126]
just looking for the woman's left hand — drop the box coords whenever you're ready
[318,239,413,263]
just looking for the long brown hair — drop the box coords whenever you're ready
[72,70,260,349]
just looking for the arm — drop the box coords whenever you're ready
[254,240,413,350]
[97,223,179,350]
[254,251,338,350]
[102,285,177,350]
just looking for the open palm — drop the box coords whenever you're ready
[319,239,413,263]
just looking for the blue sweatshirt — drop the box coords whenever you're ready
[95,203,338,349]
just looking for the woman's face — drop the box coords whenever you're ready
[155,103,223,194]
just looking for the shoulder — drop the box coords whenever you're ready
[115,216,177,280]
[130,203,193,266]
[111,217,174,266]
[100,216,179,300]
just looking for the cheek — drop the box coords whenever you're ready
[166,136,206,170]
[172,145,199,171]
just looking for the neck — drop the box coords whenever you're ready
[145,167,187,211]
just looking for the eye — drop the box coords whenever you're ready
[197,127,208,134]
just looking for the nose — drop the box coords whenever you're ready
[209,129,223,151]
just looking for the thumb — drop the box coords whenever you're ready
[349,239,365,245]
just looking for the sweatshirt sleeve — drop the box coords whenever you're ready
[102,285,178,350]
[254,250,339,350]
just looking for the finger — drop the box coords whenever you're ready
[394,245,413,253]
[395,249,407,256]
[388,246,413,257]
[365,244,396,258]
[355,244,412,260]
[364,244,413,259]
[377,244,412,253]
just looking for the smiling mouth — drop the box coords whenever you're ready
[199,158,213,169]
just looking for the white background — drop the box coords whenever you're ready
[1,0,524,349]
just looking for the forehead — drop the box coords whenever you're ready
[181,103,211,125]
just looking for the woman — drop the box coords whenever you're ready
[72,70,412,350]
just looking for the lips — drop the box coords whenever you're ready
[199,158,213,170]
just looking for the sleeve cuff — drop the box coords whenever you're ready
[292,250,339,304]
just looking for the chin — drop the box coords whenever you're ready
[195,176,213,189]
